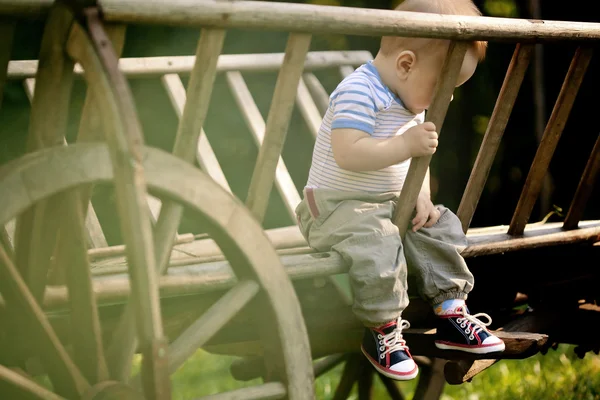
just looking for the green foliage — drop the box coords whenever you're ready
[166,345,600,399]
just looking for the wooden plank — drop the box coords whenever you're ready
[0,21,15,109]
[0,246,89,397]
[105,27,226,384]
[226,70,302,221]
[22,77,110,249]
[302,72,329,116]
[563,133,600,230]
[195,382,286,400]
[296,77,322,138]
[161,72,232,193]
[0,365,65,400]
[67,12,169,397]
[12,2,75,304]
[393,41,469,238]
[457,44,534,232]
[7,50,373,79]
[99,0,600,42]
[508,47,593,235]
[245,33,312,223]
[339,65,355,78]
[167,280,259,375]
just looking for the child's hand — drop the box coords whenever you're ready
[412,192,441,232]
[403,122,438,158]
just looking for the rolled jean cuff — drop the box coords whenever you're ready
[430,291,469,306]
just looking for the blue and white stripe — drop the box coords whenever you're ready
[306,62,424,193]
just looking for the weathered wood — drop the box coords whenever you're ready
[378,374,405,400]
[332,355,361,400]
[66,13,169,398]
[563,133,600,230]
[0,21,15,109]
[195,382,287,400]
[98,0,600,42]
[13,1,75,302]
[106,28,226,383]
[226,70,301,221]
[0,365,65,400]
[61,194,108,384]
[457,44,534,232]
[245,33,311,223]
[1,225,14,259]
[7,50,373,78]
[508,47,593,235]
[296,77,321,138]
[302,73,329,116]
[314,354,346,378]
[357,359,374,400]
[339,65,355,78]
[161,72,232,193]
[394,41,469,238]
[88,233,195,261]
[412,358,446,400]
[167,280,259,375]
[0,246,89,398]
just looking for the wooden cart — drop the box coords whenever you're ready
[1,1,599,399]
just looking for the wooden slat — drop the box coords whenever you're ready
[508,46,593,235]
[0,365,65,400]
[226,70,301,221]
[393,41,469,238]
[245,33,312,223]
[61,194,109,384]
[161,72,232,193]
[457,44,534,232]
[167,280,259,374]
[0,21,15,109]
[12,2,75,303]
[195,382,286,400]
[563,133,600,230]
[296,77,322,138]
[22,77,110,249]
[105,28,226,383]
[7,50,373,78]
[339,65,354,78]
[0,225,13,259]
[0,246,89,397]
[67,12,169,397]
[99,0,600,42]
[302,72,329,116]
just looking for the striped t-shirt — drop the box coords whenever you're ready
[306,61,424,193]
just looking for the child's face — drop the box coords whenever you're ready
[396,48,478,114]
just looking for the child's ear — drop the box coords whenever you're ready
[395,50,416,80]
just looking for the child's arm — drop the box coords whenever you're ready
[412,168,441,231]
[331,122,438,172]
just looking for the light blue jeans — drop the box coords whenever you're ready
[296,188,474,327]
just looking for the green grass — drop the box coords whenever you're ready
[167,345,600,399]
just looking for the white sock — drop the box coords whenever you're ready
[433,298,465,315]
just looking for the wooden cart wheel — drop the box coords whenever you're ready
[0,143,315,399]
[0,2,313,399]
[315,353,445,400]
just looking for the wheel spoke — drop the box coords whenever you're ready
[332,355,362,400]
[357,359,374,400]
[61,193,109,383]
[377,375,405,400]
[197,382,286,400]
[314,354,346,378]
[0,365,65,400]
[0,246,89,397]
[105,26,226,383]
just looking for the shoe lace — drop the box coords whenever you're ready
[377,319,410,358]
[455,306,492,341]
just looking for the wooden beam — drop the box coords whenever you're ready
[195,383,286,400]
[296,77,322,138]
[97,0,600,42]
[394,41,469,238]
[457,44,534,232]
[161,72,232,193]
[0,365,65,400]
[245,33,312,223]
[0,21,16,109]
[563,133,600,230]
[7,50,373,79]
[226,70,302,221]
[302,72,329,116]
[509,47,593,235]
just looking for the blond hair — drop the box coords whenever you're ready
[380,0,487,61]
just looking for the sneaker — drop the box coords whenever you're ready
[360,319,419,380]
[434,306,505,354]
